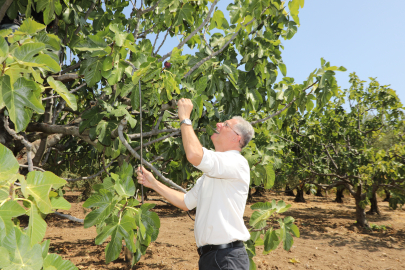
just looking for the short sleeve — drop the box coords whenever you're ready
[183,175,204,210]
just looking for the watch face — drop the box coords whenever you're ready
[182,119,192,125]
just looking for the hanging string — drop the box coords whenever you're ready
[139,79,144,205]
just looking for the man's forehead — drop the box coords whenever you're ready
[226,118,238,125]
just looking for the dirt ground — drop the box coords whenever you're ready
[42,190,405,270]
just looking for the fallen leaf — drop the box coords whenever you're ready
[289,258,300,264]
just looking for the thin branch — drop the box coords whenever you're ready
[72,1,96,37]
[127,128,179,139]
[50,73,80,82]
[53,211,84,223]
[250,81,318,125]
[151,31,160,56]
[133,130,180,151]
[19,164,45,172]
[118,119,186,193]
[158,0,219,63]
[0,0,13,23]
[154,111,165,130]
[141,0,162,15]
[60,61,81,75]
[154,27,171,56]
[102,147,111,176]
[379,184,405,194]
[322,143,339,170]
[64,158,116,182]
[3,116,34,172]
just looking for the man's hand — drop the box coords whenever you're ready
[177,98,193,121]
[137,166,158,189]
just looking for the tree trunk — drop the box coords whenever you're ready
[334,186,345,203]
[284,185,295,196]
[383,189,391,202]
[354,186,369,228]
[294,187,306,203]
[366,190,381,215]
[315,188,323,197]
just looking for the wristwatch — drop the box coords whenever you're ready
[180,119,192,126]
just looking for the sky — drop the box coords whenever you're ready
[125,0,405,106]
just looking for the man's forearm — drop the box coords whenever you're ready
[181,124,203,166]
[152,180,189,211]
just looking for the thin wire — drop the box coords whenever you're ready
[139,79,144,204]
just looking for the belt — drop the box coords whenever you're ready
[197,241,244,257]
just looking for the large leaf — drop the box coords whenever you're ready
[15,18,46,35]
[83,189,116,228]
[0,227,43,270]
[0,76,44,132]
[21,171,67,214]
[27,205,47,246]
[47,77,78,110]
[36,0,63,25]
[0,36,8,57]
[114,162,135,197]
[0,201,26,241]
[50,197,71,210]
[0,144,19,183]
[43,253,78,270]
[176,3,194,25]
[264,163,275,189]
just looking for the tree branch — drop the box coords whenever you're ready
[127,128,179,139]
[158,0,219,63]
[50,73,80,83]
[60,61,81,75]
[154,27,171,56]
[133,130,180,151]
[141,0,162,15]
[3,116,34,172]
[72,1,96,37]
[0,0,13,23]
[53,211,84,223]
[19,164,45,172]
[322,143,339,170]
[118,119,186,193]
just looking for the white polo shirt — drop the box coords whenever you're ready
[183,147,251,247]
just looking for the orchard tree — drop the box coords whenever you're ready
[278,73,404,227]
[0,0,347,267]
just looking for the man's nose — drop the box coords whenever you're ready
[216,122,223,129]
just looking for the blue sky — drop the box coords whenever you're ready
[126,0,405,106]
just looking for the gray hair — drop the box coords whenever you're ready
[232,116,254,148]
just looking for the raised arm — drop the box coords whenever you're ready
[177,98,203,166]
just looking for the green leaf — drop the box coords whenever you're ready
[84,58,103,87]
[75,35,108,52]
[306,98,314,112]
[50,197,71,210]
[96,120,116,146]
[83,189,116,228]
[263,229,280,253]
[27,205,47,246]
[279,63,287,77]
[0,76,44,132]
[36,0,63,25]
[15,18,46,35]
[43,253,78,270]
[109,24,129,47]
[0,37,9,57]
[176,3,194,26]
[264,163,275,189]
[115,162,135,197]
[0,200,26,241]
[0,144,19,183]
[289,224,300,237]
[0,227,43,269]
[41,240,50,259]
[21,171,67,214]
[47,77,77,111]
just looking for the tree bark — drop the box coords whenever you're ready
[366,189,381,215]
[294,187,306,203]
[284,185,295,196]
[315,188,323,197]
[383,189,391,202]
[334,186,345,203]
[354,186,369,228]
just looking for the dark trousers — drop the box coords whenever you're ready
[198,246,249,270]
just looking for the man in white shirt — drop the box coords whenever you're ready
[137,98,254,269]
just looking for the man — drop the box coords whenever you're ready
[137,98,254,269]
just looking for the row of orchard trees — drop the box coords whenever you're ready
[274,73,405,227]
[0,0,317,268]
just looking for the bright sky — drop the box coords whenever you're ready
[125,0,405,106]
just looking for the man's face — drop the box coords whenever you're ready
[211,118,241,151]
